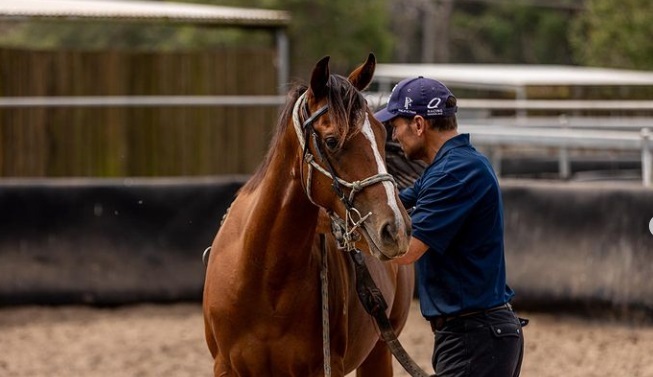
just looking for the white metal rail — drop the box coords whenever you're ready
[460,125,652,187]
[462,116,653,130]
[3,95,653,111]
[363,94,653,112]
[459,99,653,111]
[0,95,286,107]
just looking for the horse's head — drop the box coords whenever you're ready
[293,53,411,260]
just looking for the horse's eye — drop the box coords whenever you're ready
[325,137,339,151]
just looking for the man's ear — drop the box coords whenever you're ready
[413,116,426,136]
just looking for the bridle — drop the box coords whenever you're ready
[291,91,396,251]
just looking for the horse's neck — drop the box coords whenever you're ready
[239,140,320,282]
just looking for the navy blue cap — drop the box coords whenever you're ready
[374,76,457,122]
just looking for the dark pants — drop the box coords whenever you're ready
[431,308,524,377]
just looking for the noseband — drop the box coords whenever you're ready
[292,91,396,250]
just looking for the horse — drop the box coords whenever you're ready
[203,53,415,377]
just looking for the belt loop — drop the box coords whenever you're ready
[430,317,446,332]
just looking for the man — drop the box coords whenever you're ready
[375,76,524,377]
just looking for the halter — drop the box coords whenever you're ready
[291,91,396,251]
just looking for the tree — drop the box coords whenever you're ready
[570,0,653,70]
[385,0,578,65]
[450,2,575,64]
[171,0,393,77]
[276,0,393,78]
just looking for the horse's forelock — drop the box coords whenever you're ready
[326,75,366,147]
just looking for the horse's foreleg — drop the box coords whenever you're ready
[203,321,228,376]
[212,355,232,377]
[355,340,393,377]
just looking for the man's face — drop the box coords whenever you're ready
[389,116,420,160]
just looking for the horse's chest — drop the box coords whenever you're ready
[210,281,347,370]
[225,295,322,334]
[222,314,327,375]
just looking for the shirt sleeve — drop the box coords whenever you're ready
[399,185,418,209]
[410,172,473,254]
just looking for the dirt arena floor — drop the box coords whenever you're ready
[1,300,653,377]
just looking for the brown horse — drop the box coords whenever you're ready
[203,53,414,377]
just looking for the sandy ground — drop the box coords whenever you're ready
[1,300,653,377]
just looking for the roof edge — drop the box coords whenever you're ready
[0,0,291,28]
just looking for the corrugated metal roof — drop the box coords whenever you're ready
[0,0,290,28]
[374,64,653,91]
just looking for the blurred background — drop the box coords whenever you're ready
[0,1,653,375]
[1,0,652,177]
[1,0,652,315]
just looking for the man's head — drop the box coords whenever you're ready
[375,76,458,162]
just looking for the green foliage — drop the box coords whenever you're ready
[8,0,651,79]
[212,0,393,77]
[570,0,653,69]
[451,3,574,64]
[282,0,392,77]
[174,0,394,77]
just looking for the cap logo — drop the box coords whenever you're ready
[404,97,413,109]
[427,97,442,109]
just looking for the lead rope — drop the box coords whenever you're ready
[330,218,433,377]
[320,234,332,377]
[348,247,432,377]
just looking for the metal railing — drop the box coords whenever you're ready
[462,116,653,131]
[0,95,286,108]
[2,95,651,186]
[4,95,653,111]
[365,94,653,186]
[459,124,652,187]
[363,94,653,112]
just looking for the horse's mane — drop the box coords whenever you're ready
[239,84,306,194]
[384,140,426,190]
[239,75,366,194]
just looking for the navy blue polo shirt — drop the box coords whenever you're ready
[400,133,514,319]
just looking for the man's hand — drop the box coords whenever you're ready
[391,236,429,265]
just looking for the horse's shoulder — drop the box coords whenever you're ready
[316,208,333,234]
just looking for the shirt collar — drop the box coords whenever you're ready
[433,133,470,164]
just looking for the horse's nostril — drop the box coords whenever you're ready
[381,221,397,244]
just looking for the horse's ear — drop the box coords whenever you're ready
[309,55,330,101]
[348,53,376,91]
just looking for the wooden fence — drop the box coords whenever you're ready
[0,47,280,177]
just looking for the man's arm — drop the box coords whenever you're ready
[399,186,418,209]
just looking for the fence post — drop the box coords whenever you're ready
[642,128,651,187]
[276,29,289,93]
[558,116,571,180]
[489,147,502,177]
